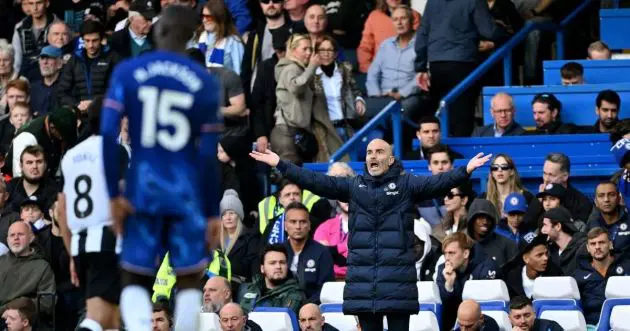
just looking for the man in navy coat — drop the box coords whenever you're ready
[250,139,491,331]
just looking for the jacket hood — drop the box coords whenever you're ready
[467,199,498,237]
[363,160,404,183]
[274,58,301,81]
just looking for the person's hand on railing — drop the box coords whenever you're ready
[250,149,280,167]
[416,72,431,91]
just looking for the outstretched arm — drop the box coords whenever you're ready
[250,150,351,201]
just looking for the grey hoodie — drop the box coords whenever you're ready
[467,199,518,267]
[274,57,320,129]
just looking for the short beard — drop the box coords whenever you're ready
[23,174,41,185]
[265,11,282,20]
[268,276,288,287]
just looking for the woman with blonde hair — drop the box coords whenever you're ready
[272,33,343,164]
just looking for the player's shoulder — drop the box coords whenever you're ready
[63,136,102,164]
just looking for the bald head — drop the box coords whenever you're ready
[203,276,232,312]
[365,139,395,177]
[458,300,482,330]
[304,4,327,35]
[219,303,246,331]
[299,303,325,331]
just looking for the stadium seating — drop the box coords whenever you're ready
[198,313,221,331]
[600,9,630,50]
[462,280,510,304]
[483,310,512,331]
[539,309,587,331]
[543,59,630,85]
[416,281,442,320]
[322,311,358,331]
[609,305,630,331]
[532,277,582,324]
[409,312,441,331]
[320,281,345,312]
[249,307,299,331]
[482,83,630,127]
[595,276,630,330]
[533,277,581,301]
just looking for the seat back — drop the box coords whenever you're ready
[539,310,586,331]
[610,305,630,331]
[417,281,441,304]
[320,282,345,304]
[605,276,630,299]
[533,276,581,300]
[462,280,510,302]
[595,298,630,330]
[483,310,512,331]
[409,312,440,331]
[600,9,630,50]
[198,313,221,331]
[321,312,358,331]
[543,60,630,85]
[250,307,298,331]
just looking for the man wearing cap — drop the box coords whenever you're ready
[114,0,162,32]
[536,182,586,231]
[30,46,63,117]
[540,207,586,275]
[574,227,630,326]
[502,235,563,299]
[587,181,630,252]
[495,192,536,246]
[530,93,578,135]
[110,0,155,59]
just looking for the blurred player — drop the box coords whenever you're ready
[100,6,222,331]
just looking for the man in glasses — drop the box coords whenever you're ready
[530,93,578,135]
[472,92,525,137]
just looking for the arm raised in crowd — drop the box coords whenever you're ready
[249,149,351,202]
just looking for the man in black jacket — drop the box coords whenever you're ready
[531,93,578,135]
[57,20,120,114]
[471,92,525,137]
[541,207,586,276]
[250,139,491,331]
[508,296,564,331]
[466,198,518,267]
[109,0,155,59]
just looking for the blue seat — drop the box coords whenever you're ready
[596,298,630,330]
[600,9,630,50]
[251,307,299,331]
[533,299,581,316]
[320,304,343,313]
[482,84,630,127]
[543,60,630,85]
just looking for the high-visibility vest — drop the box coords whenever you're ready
[257,189,320,234]
[151,250,232,302]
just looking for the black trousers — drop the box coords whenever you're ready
[429,61,479,137]
[357,313,410,331]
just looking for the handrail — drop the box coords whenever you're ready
[437,0,594,137]
[329,101,402,162]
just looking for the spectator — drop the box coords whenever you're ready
[8,107,76,178]
[415,0,508,137]
[0,40,27,113]
[317,0,370,55]
[1,297,36,331]
[250,139,491,331]
[587,41,611,60]
[536,183,586,231]
[19,199,52,261]
[250,23,291,153]
[2,79,29,115]
[257,179,332,245]
[588,89,620,134]
[366,5,420,115]
[587,181,630,252]
[194,0,245,74]
[575,227,630,326]
[30,45,62,117]
[454,299,500,331]
[357,0,420,74]
[6,145,58,214]
[495,193,537,246]
[0,180,18,253]
[284,0,309,29]
[405,117,464,161]
[314,162,354,279]
[109,0,155,59]
[313,36,365,142]
[201,277,264,331]
[304,4,328,46]
[283,202,334,303]
[57,20,120,113]
[298,303,339,331]
[540,207,586,275]
[152,302,173,331]
[531,93,578,134]
[437,232,500,330]
[218,189,260,286]
[466,198,519,266]
[472,92,525,137]
[11,0,58,81]
[560,62,584,86]
[508,296,564,331]
[0,221,55,316]
[219,302,263,331]
[45,21,70,51]
[502,235,563,299]
[272,33,343,164]
[435,183,475,242]
[113,0,160,33]
[416,144,457,228]
[237,244,305,315]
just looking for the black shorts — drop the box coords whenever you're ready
[74,252,121,304]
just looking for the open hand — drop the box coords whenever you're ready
[416,72,431,91]
[249,149,280,167]
[466,152,493,174]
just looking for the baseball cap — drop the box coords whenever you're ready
[84,2,106,23]
[20,197,45,211]
[504,192,528,214]
[543,206,578,234]
[129,0,157,20]
[520,234,549,256]
[40,45,62,58]
[611,138,630,167]
[536,183,567,200]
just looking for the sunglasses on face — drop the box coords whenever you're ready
[490,164,513,172]
[445,192,463,199]
[260,0,283,4]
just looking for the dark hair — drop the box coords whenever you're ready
[375,0,411,12]
[6,297,36,326]
[560,62,583,79]
[80,19,104,37]
[596,180,618,194]
[545,152,570,174]
[284,201,309,215]
[426,144,453,163]
[610,119,630,143]
[596,90,621,109]
[153,302,173,326]
[278,179,300,195]
[587,227,610,241]
[20,145,45,164]
[315,35,338,53]
[509,296,533,311]
[260,244,288,265]
[199,0,238,41]
[87,96,103,135]
[418,116,441,129]
[532,93,562,112]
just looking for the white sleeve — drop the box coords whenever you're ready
[115,19,127,32]
[0,242,8,256]
[12,132,38,177]
[12,29,23,74]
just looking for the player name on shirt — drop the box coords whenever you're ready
[132,61,202,93]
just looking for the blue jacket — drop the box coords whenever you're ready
[532,319,564,331]
[494,222,536,247]
[285,239,335,304]
[436,244,500,330]
[586,207,630,253]
[276,160,470,314]
[573,250,630,324]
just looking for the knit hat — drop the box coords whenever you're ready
[48,107,78,144]
[220,189,244,221]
